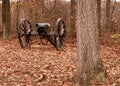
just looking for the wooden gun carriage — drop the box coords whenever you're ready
[17,18,66,50]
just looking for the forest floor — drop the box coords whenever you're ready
[0,34,119,86]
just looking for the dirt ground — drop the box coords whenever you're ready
[0,36,119,86]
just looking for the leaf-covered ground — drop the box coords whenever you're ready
[0,36,119,86]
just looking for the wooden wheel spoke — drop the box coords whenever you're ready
[17,19,32,48]
[55,18,66,50]
[20,34,25,38]
[20,25,26,32]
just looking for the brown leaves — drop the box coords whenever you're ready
[0,38,119,85]
[0,39,76,85]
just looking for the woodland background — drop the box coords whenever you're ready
[0,0,120,86]
[0,0,119,39]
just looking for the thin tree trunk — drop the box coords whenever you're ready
[70,0,76,38]
[110,0,116,18]
[53,0,57,21]
[97,0,101,35]
[41,0,44,20]
[16,0,20,30]
[35,0,44,21]
[2,0,11,40]
[75,0,106,85]
[106,0,111,30]
[110,0,116,32]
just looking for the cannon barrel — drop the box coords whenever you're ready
[35,23,51,29]
[35,23,51,35]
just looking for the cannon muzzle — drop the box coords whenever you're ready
[35,23,51,35]
[35,23,51,29]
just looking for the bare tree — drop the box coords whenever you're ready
[16,0,20,30]
[106,0,111,30]
[2,0,11,40]
[41,0,44,20]
[97,0,101,35]
[109,0,117,32]
[35,0,44,21]
[75,0,106,85]
[70,0,76,38]
[110,0,116,19]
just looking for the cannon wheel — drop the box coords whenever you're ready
[17,19,32,48]
[55,18,66,50]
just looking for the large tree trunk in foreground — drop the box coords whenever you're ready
[2,0,11,40]
[75,0,106,85]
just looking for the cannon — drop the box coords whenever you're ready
[35,23,51,36]
[17,18,66,50]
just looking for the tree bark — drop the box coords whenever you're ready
[75,0,106,85]
[97,0,101,35]
[70,0,76,38]
[2,0,11,40]
[41,0,44,20]
[106,0,111,30]
[35,0,44,21]
[16,0,20,30]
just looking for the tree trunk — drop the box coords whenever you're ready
[53,0,57,21]
[75,0,106,85]
[35,0,44,21]
[97,0,101,36]
[16,0,20,31]
[106,0,111,30]
[2,0,11,40]
[70,0,76,39]
[41,0,44,20]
